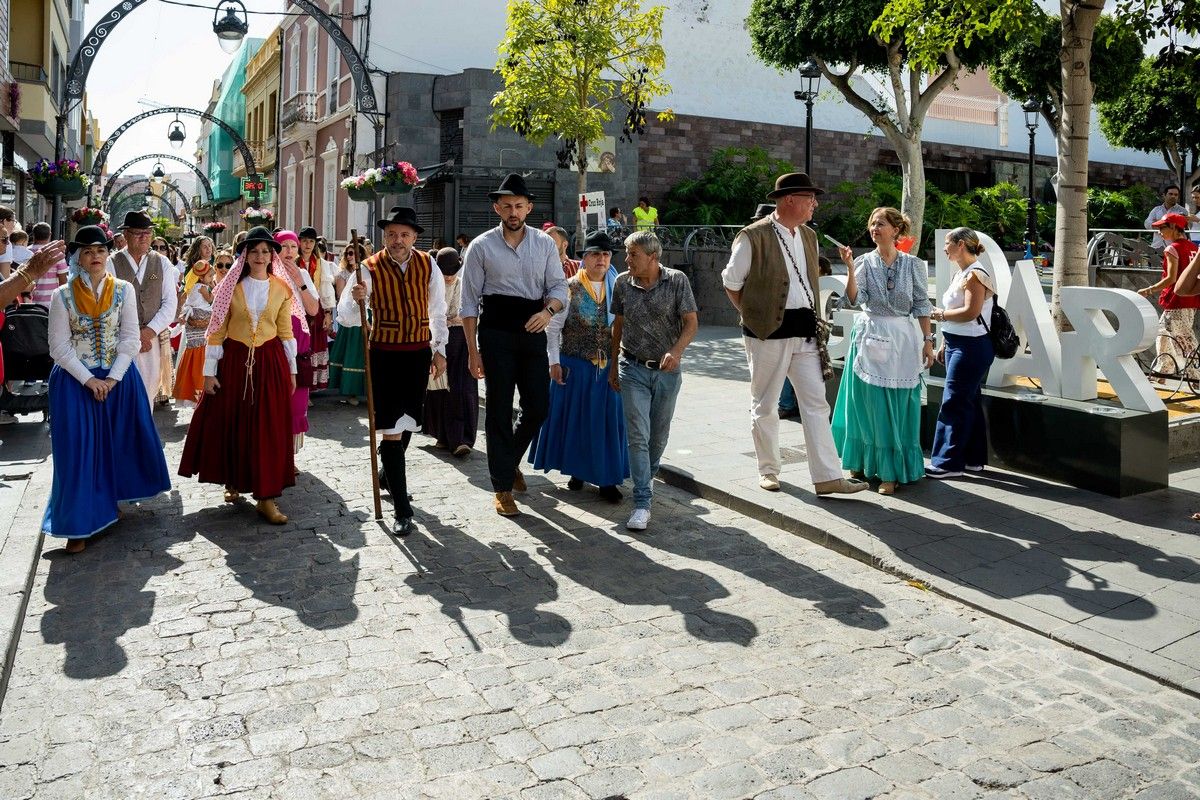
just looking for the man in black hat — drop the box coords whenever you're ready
[721,173,866,497]
[460,173,568,516]
[106,210,179,409]
[350,206,447,536]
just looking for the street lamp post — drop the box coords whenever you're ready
[1022,99,1041,259]
[793,58,822,176]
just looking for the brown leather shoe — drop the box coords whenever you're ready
[256,499,289,525]
[224,488,240,503]
[814,478,869,496]
[512,471,527,493]
[494,492,520,516]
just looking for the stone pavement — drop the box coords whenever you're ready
[659,328,1200,695]
[2,400,1200,798]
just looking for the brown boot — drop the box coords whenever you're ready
[512,471,527,493]
[256,499,289,525]
[494,492,520,516]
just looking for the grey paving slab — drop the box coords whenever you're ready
[3,341,1200,796]
[657,327,1200,696]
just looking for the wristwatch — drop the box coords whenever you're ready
[923,333,936,343]
[544,304,559,315]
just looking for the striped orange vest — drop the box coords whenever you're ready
[366,248,433,347]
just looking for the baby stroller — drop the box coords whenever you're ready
[0,301,52,421]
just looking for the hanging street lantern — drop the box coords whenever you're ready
[168,115,187,150]
[213,0,250,55]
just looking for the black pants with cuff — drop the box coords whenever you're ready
[478,327,549,492]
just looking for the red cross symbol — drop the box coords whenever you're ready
[580,196,589,211]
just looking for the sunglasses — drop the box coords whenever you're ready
[215,262,233,269]
[152,245,167,251]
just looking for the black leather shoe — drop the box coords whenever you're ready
[394,516,415,537]
[598,485,623,503]
[778,406,800,419]
[567,477,583,491]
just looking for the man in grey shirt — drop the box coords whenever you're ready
[461,173,568,517]
[608,230,698,532]
[1146,184,1188,250]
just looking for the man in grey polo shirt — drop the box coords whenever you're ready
[608,230,698,532]
[461,173,568,517]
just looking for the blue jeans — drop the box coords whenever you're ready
[619,360,682,509]
[779,378,798,412]
[931,332,995,470]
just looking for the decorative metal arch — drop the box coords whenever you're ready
[108,178,191,219]
[102,154,213,205]
[65,0,379,116]
[90,106,258,190]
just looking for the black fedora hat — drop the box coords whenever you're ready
[120,210,155,230]
[582,230,618,253]
[751,203,776,221]
[68,225,114,256]
[766,172,825,199]
[435,247,462,276]
[298,226,319,240]
[377,206,424,234]
[236,226,282,255]
[488,172,532,202]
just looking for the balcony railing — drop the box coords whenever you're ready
[233,140,267,175]
[280,92,319,130]
[11,61,48,84]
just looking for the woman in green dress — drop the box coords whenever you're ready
[328,240,370,402]
[831,207,934,494]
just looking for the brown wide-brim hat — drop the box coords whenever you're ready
[767,172,825,199]
[120,210,155,230]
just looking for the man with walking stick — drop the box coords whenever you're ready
[351,207,448,535]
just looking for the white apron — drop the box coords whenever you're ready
[851,314,923,390]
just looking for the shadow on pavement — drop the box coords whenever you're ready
[526,495,759,647]
[182,471,369,631]
[39,488,189,680]
[402,513,571,649]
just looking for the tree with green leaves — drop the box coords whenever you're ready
[659,147,796,225]
[747,0,1025,251]
[989,11,1142,135]
[1097,55,1200,185]
[877,0,1199,328]
[491,0,673,232]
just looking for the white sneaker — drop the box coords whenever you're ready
[626,508,650,531]
[759,474,781,491]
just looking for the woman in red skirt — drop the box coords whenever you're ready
[178,226,308,524]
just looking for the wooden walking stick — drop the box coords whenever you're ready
[352,227,383,520]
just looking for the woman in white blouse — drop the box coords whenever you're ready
[43,226,171,552]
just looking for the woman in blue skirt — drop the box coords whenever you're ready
[43,226,171,553]
[831,207,934,495]
[529,230,629,501]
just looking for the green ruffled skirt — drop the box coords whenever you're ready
[831,333,925,484]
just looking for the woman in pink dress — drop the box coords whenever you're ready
[274,230,320,454]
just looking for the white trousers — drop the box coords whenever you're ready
[743,336,842,484]
[133,348,160,410]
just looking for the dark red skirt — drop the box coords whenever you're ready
[179,337,295,499]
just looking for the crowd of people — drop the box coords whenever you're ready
[15,172,1200,552]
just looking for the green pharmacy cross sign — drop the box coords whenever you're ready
[242,177,269,202]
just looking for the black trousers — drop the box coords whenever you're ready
[479,327,549,492]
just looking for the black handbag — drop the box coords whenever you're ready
[978,304,1020,359]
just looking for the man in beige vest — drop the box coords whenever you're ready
[106,211,179,408]
[721,173,866,496]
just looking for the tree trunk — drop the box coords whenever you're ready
[576,160,588,250]
[1050,0,1106,329]
[898,137,925,252]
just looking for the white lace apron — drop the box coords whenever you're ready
[851,314,924,390]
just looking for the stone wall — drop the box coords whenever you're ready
[638,112,1174,209]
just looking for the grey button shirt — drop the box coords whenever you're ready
[611,266,698,361]
[459,225,569,319]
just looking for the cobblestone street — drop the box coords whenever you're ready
[2,401,1200,799]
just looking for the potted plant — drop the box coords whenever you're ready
[71,206,108,226]
[203,221,228,235]
[241,207,274,226]
[30,158,90,200]
[341,160,421,201]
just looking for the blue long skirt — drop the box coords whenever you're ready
[831,334,926,484]
[42,364,172,539]
[529,354,630,487]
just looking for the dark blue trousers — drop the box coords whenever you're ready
[931,332,995,471]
